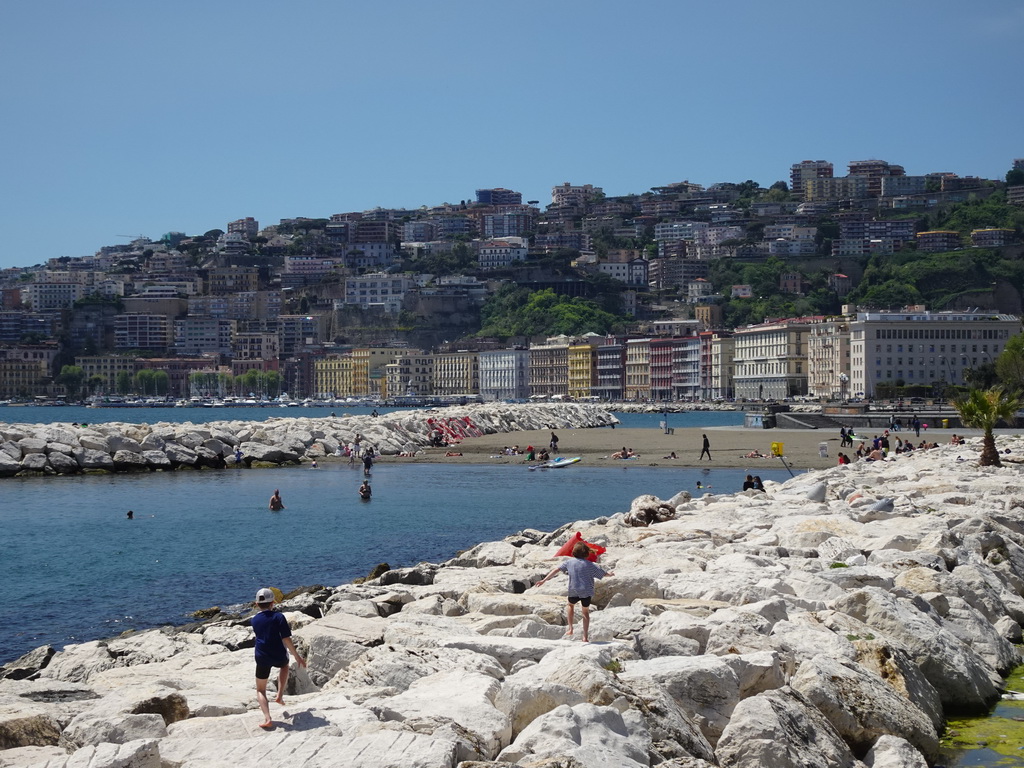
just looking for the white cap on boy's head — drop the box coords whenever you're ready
[255,588,275,604]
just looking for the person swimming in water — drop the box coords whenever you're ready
[269,489,285,511]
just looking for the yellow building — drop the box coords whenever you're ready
[314,355,353,398]
[567,335,602,399]
[0,358,50,398]
[351,348,404,396]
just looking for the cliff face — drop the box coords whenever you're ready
[2,433,1024,767]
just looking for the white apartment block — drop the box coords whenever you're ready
[21,282,84,311]
[284,255,340,277]
[479,348,530,401]
[174,317,236,357]
[709,334,736,400]
[596,258,648,286]
[848,309,1020,398]
[344,273,412,313]
[732,318,816,400]
[654,221,708,242]
[477,241,528,270]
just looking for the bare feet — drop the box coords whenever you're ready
[274,694,285,705]
[258,720,274,730]
[562,631,574,640]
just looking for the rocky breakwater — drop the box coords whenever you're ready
[3,437,1024,767]
[0,403,616,478]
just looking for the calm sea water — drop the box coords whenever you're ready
[2,408,762,664]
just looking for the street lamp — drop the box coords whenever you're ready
[838,373,849,402]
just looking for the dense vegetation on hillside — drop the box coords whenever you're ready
[478,286,624,339]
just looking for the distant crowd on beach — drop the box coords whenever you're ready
[836,425,970,465]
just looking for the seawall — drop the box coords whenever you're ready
[0,403,616,477]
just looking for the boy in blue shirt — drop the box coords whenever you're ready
[251,588,306,729]
[535,543,613,642]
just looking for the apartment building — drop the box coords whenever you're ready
[0,345,57,398]
[344,273,412,312]
[208,267,259,295]
[971,229,1015,248]
[479,348,530,401]
[75,355,140,393]
[314,355,353,398]
[477,241,528,270]
[476,188,522,205]
[528,336,570,398]
[384,350,435,399]
[173,316,235,357]
[21,282,84,311]
[624,338,651,401]
[551,183,603,208]
[567,335,602,399]
[277,315,327,356]
[847,159,906,197]
[115,314,172,351]
[790,160,834,201]
[803,176,869,201]
[227,217,259,240]
[593,337,627,401]
[706,332,735,400]
[848,309,1020,398]
[232,332,280,376]
[433,350,479,396]
[732,317,816,400]
[916,231,962,253]
[806,318,852,399]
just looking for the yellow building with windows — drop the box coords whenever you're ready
[567,335,602,399]
[314,355,353,398]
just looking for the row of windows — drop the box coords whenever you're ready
[874,344,997,355]
[873,327,1009,340]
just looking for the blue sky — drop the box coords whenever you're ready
[2,1,1022,269]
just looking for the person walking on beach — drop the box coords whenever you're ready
[699,433,712,461]
[533,542,613,643]
[251,588,306,730]
[550,432,559,452]
[269,489,284,511]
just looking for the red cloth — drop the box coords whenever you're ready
[553,532,605,561]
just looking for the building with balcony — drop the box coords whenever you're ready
[314,355,354,398]
[593,337,627,401]
[916,231,962,253]
[624,338,651,401]
[551,183,603,209]
[75,355,140,394]
[476,188,522,206]
[848,309,1020,398]
[971,228,1015,248]
[803,176,869,201]
[277,314,327,356]
[528,336,570,398]
[384,350,434,399]
[343,273,412,313]
[847,159,906,197]
[477,241,528,270]
[567,335,602,399]
[227,217,259,240]
[433,350,479,396]
[790,160,834,201]
[21,282,84,311]
[732,317,817,400]
[208,267,259,295]
[114,314,173,351]
[806,318,851,399]
[478,348,529,402]
[173,316,235,357]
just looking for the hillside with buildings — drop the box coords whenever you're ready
[1,159,1024,402]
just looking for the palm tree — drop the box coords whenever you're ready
[952,387,1021,467]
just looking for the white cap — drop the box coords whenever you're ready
[255,588,275,605]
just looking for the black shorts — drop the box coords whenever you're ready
[567,596,592,607]
[255,659,287,680]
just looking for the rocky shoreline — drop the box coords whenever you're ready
[3,435,1024,767]
[0,403,617,477]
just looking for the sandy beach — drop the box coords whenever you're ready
[372,424,974,471]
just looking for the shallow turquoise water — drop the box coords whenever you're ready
[2,460,786,664]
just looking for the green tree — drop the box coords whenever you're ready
[1007,168,1024,186]
[56,365,86,399]
[952,387,1021,466]
[153,370,169,396]
[115,370,133,395]
[87,375,105,395]
[135,369,155,395]
[996,333,1024,393]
